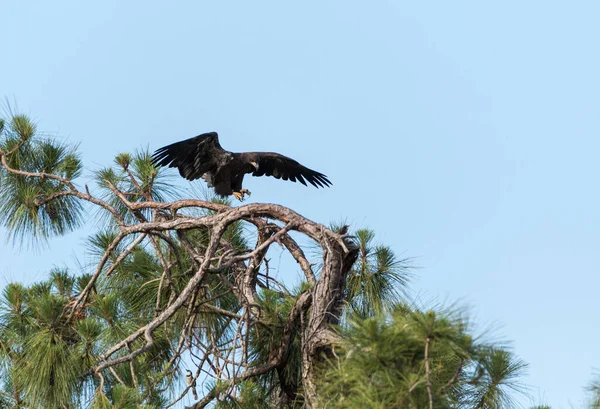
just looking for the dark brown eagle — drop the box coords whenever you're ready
[151,132,331,200]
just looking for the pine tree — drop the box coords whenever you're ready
[0,112,541,408]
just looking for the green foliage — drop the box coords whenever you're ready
[0,279,85,408]
[90,392,113,409]
[461,348,528,408]
[588,374,600,409]
[16,327,83,407]
[214,381,271,409]
[9,114,36,141]
[0,115,83,245]
[91,385,157,409]
[94,149,178,226]
[317,306,527,409]
[0,265,178,408]
[249,287,305,400]
[345,228,411,319]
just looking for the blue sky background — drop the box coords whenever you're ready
[2,1,600,407]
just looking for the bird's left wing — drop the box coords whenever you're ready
[151,132,229,181]
[247,152,332,188]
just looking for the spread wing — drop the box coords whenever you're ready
[244,152,332,188]
[151,132,230,181]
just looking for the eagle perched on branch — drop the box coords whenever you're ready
[151,132,332,200]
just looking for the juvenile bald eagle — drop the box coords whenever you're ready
[151,132,331,200]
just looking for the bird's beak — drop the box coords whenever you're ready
[251,161,259,171]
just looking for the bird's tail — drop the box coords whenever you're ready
[192,387,198,400]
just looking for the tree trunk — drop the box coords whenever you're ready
[301,235,359,407]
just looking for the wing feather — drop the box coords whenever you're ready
[247,152,332,188]
[151,132,229,181]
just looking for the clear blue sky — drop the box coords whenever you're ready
[2,1,599,407]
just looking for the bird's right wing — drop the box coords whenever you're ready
[249,152,332,188]
[151,132,230,180]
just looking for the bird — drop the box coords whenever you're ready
[185,369,198,400]
[151,132,332,201]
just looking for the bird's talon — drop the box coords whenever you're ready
[233,191,244,201]
[240,189,251,197]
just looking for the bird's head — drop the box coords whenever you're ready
[186,370,192,376]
